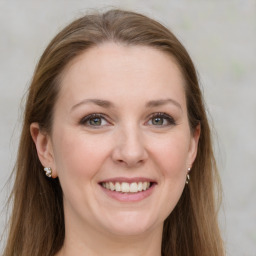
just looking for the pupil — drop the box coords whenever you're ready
[153,117,163,125]
[90,118,101,125]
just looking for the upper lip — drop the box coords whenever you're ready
[99,177,157,184]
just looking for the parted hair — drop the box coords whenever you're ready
[3,9,224,256]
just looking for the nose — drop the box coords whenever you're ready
[111,125,148,168]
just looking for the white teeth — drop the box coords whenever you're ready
[138,182,143,192]
[102,181,151,193]
[130,182,138,193]
[142,182,147,191]
[121,182,130,193]
[115,182,121,192]
[109,182,115,191]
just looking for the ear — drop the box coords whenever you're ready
[187,124,201,169]
[30,123,57,178]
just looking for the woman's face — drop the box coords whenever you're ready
[45,43,199,237]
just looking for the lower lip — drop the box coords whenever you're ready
[100,184,156,202]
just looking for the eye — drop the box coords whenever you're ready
[80,114,110,127]
[147,112,176,127]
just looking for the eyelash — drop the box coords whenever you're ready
[147,112,176,127]
[79,113,110,128]
[79,112,176,128]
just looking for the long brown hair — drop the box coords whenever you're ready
[3,9,224,256]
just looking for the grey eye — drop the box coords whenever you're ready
[147,113,176,126]
[89,117,102,126]
[152,117,164,125]
[80,114,109,127]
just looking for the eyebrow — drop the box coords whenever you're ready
[146,99,182,110]
[71,99,114,112]
[71,98,182,111]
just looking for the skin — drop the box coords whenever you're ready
[31,43,200,256]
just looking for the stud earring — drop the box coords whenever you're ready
[186,167,191,184]
[44,167,52,178]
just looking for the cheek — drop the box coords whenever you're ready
[52,130,111,181]
[52,131,113,215]
[150,132,190,177]
[144,132,191,222]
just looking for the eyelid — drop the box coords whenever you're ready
[146,112,176,126]
[79,113,111,127]
[79,112,176,127]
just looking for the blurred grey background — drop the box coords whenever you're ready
[0,0,255,255]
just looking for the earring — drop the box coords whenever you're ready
[44,167,52,178]
[186,167,191,184]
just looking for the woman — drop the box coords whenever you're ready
[3,9,224,256]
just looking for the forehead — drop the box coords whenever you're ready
[57,43,186,107]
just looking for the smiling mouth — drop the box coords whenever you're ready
[100,181,154,193]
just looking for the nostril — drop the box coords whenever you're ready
[115,158,145,167]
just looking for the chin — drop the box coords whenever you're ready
[99,211,162,237]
